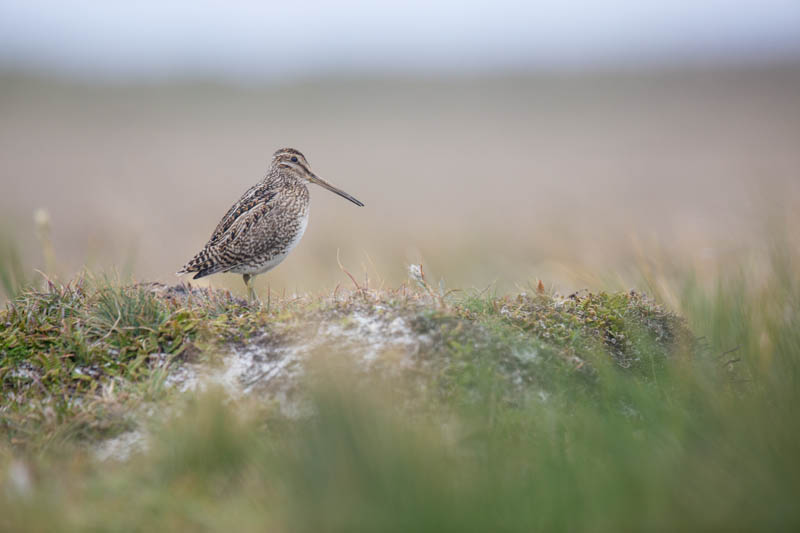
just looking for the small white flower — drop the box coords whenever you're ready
[33,208,50,229]
[408,264,423,283]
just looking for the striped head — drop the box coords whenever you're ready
[271,148,364,207]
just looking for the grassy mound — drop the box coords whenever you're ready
[0,259,798,531]
[2,277,689,448]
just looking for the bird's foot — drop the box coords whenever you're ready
[248,288,260,306]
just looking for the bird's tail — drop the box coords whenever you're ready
[176,248,227,279]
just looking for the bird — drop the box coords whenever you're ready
[177,148,364,302]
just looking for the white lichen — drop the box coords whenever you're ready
[93,307,433,460]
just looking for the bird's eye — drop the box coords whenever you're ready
[291,156,298,162]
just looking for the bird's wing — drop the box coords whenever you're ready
[178,183,278,277]
[206,183,278,247]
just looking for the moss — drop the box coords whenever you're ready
[457,290,691,373]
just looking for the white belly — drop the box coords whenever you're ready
[250,210,309,275]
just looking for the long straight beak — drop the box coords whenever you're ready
[309,173,364,207]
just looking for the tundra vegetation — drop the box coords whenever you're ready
[1,231,798,532]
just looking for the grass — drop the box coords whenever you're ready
[0,236,28,300]
[0,278,251,453]
[1,244,799,531]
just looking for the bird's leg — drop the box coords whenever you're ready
[242,274,259,304]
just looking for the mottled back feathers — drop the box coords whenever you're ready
[178,177,308,279]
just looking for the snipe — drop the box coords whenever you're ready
[177,148,364,301]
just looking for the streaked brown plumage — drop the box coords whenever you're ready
[177,148,364,301]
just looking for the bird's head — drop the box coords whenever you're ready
[272,148,364,207]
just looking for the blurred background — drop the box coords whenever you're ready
[1,0,799,296]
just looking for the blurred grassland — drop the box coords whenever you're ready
[1,65,799,295]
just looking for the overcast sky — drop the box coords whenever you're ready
[1,0,799,80]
